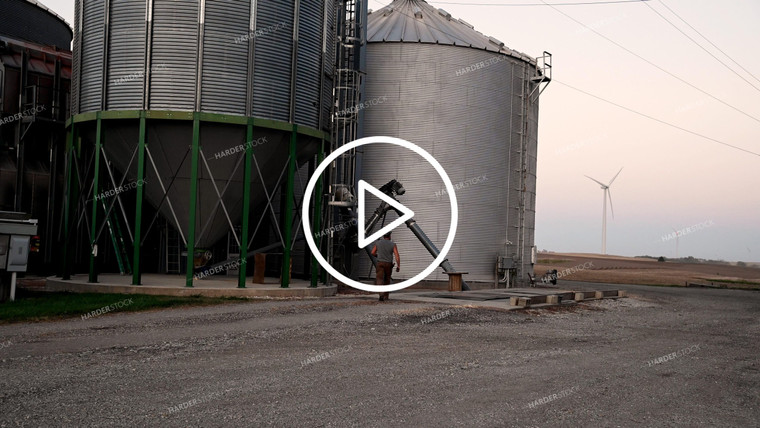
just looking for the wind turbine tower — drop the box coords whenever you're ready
[585,168,623,255]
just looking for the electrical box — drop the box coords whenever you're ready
[497,256,514,270]
[7,235,31,272]
[0,234,9,270]
[0,213,38,273]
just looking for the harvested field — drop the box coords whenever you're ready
[535,253,760,288]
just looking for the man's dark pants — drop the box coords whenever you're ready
[376,261,392,300]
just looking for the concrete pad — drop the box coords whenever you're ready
[393,287,623,310]
[43,274,336,298]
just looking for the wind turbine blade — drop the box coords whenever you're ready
[584,175,606,187]
[607,188,615,219]
[608,167,623,186]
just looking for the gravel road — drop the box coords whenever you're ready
[1,282,758,427]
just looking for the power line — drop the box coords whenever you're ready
[643,1,760,93]
[555,79,760,158]
[430,0,647,5]
[658,0,760,86]
[368,0,759,158]
[539,0,760,125]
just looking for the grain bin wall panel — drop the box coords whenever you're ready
[360,44,526,282]
[79,0,105,113]
[294,0,322,128]
[321,0,335,128]
[71,0,81,114]
[149,0,199,110]
[200,0,249,114]
[252,0,293,122]
[106,0,147,110]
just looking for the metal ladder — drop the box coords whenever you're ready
[327,0,365,274]
[166,225,181,274]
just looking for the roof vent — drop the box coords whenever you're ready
[368,9,373,15]
[438,8,452,20]
[383,7,394,17]
[413,6,423,19]
[458,18,474,29]
[488,36,505,48]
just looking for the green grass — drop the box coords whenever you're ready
[0,290,250,324]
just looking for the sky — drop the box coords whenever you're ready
[44,0,759,263]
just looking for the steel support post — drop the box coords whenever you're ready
[89,113,103,283]
[62,124,77,280]
[281,125,297,288]
[310,140,325,287]
[185,113,201,287]
[239,119,254,288]
[131,111,147,285]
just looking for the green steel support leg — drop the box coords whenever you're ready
[281,125,297,288]
[310,140,325,287]
[185,113,201,287]
[131,111,147,285]
[239,119,253,288]
[89,113,102,283]
[62,125,76,280]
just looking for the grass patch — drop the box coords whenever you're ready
[698,278,760,286]
[0,290,250,324]
[536,259,571,264]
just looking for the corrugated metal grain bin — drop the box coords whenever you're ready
[65,0,335,283]
[358,0,544,284]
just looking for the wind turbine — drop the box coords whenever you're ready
[585,168,623,255]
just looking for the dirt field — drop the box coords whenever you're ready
[535,252,760,288]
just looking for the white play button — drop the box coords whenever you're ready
[357,179,415,249]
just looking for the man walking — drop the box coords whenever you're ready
[371,232,400,301]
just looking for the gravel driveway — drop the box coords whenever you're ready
[1,282,758,427]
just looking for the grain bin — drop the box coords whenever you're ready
[358,0,549,284]
[65,0,335,287]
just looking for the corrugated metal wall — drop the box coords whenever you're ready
[360,43,539,283]
[71,0,81,115]
[78,0,105,113]
[0,0,73,51]
[149,0,199,110]
[322,0,335,127]
[201,0,249,114]
[73,0,334,132]
[106,0,147,110]
[252,0,293,122]
[294,0,323,127]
